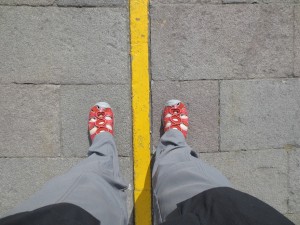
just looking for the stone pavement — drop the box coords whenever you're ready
[0,0,299,225]
[0,1,133,221]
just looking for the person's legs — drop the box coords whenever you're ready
[7,132,128,225]
[152,100,231,223]
[6,102,128,225]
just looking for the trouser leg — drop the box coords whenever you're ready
[152,129,231,223]
[7,132,128,225]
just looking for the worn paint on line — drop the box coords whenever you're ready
[130,0,152,224]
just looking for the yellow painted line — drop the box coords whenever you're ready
[130,0,152,223]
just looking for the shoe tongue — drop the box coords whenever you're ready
[171,108,180,114]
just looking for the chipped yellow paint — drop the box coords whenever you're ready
[130,0,152,224]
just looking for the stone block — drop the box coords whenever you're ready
[288,149,300,213]
[57,0,126,7]
[0,157,81,216]
[0,0,54,5]
[0,6,129,84]
[0,84,60,157]
[60,85,132,157]
[151,0,220,4]
[151,4,293,80]
[202,149,289,213]
[223,0,294,3]
[151,80,219,153]
[295,5,300,77]
[285,213,300,224]
[220,79,300,151]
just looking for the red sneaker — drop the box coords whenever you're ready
[88,102,114,141]
[162,100,189,138]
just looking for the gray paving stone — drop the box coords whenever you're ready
[220,79,300,151]
[151,80,219,153]
[0,0,54,5]
[151,0,220,4]
[288,149,300,213]
[151,4,293,80]
[60,84,132,157]
[202,149,289,213]
[151,0,296,3]
[0,84,60,157]
[0,6,129,84]
[295,5,300,77]
[285,213,300,224]
[0,157,81,216]
[223,0,294,3]
[57,0,126,7]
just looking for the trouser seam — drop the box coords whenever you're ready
[154,190,163,223]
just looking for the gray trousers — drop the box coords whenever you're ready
[7,130,230,225]
[7,132,128,225]
[152,129,231,223]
